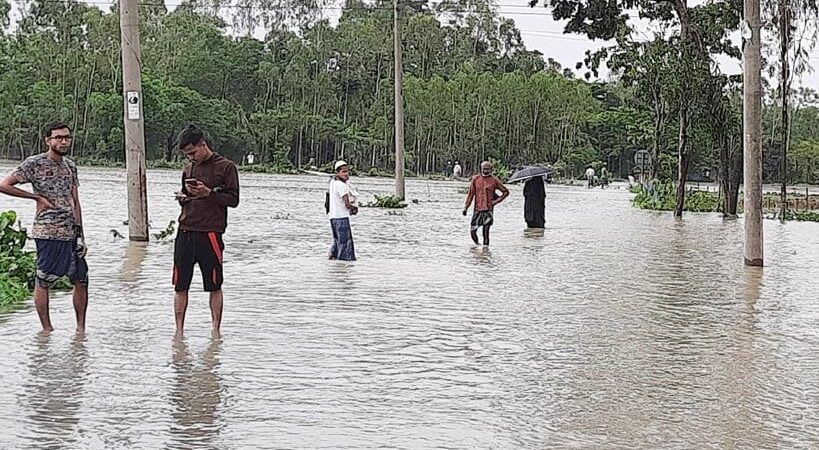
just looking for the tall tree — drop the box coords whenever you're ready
[534,0,740,215]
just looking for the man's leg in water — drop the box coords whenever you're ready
[210,290,223,335]
[34,285,53,332]
[482,224,491,246]
[73,283,88,332]
[175,291,189,335]
[469,213,480,244]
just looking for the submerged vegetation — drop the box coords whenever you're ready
[631,182,719,213]
[0,211,74,312]
[363,194,408,209]
[632,183,819,222]
[0,211,35,312]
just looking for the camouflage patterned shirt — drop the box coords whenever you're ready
[12,153,80,241]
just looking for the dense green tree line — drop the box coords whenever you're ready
[1,0,818,184]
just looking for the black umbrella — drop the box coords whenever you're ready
[507,166,554,183]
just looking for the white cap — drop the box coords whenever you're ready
[334,160,348,171]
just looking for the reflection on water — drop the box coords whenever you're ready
[743,267,764,304]
[21,333,88,450]
[326,259,354,281]
[523,227,545,238]
[168,336,224,450]
[121,241,148,283]
[469,246,493,265]
[703,267,770,448]
[1,167,819,448]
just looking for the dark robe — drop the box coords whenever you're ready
[523,177,545,228]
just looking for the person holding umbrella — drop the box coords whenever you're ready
[508,165,554,229]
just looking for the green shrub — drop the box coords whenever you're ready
[632,182,718,212]
[0,211,36,312]
[151,220,176,241]
[776,210,819,222]
[489,158,512,181]
[363,194,407,208]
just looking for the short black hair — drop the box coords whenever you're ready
[177,124,208,150]
[43,122,71,138]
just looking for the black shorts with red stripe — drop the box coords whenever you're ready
[173,230,224,292]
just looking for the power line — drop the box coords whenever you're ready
[518,30,601,43]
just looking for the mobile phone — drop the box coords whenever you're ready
[184,178,198,186]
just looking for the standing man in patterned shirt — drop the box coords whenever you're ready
[0,122,88,333]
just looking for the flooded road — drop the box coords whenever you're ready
[2,165,819,449]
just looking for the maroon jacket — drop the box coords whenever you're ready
[178,153,240,232]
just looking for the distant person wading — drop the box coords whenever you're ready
[453,161,463,178]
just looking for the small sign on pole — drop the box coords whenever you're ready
[127,91,140,121]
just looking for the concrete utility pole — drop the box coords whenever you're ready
[779,0,791,221]
[393,0,406,200]
[743,0,763,266]
[120,0,149,241]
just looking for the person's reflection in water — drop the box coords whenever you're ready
[523,228,545,239]
[168,336,225,450]
[23,332,88,450]
[326,259,353,282]
[469,245,493,264]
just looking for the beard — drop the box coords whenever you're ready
[52,146,70,155]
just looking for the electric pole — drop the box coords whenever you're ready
[393,0,406,200]
[779,0,791,221]
[120,0,149,241]
[743,0,763,266]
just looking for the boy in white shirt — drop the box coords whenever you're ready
[328,161,358,260]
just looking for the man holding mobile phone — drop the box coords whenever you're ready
[173,124,240,336]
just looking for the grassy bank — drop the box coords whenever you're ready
[4,157,486,181]
[67,157,431,178]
